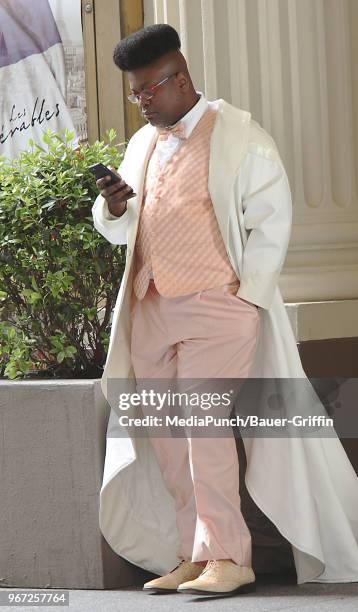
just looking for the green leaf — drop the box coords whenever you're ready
[66,346,77,356]
[41,200,57,210]
[57,351,65,363]
[31,276,40,292]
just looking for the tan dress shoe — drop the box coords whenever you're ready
[143,560,205,592]
[177,559,256,595]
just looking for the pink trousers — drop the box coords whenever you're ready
[130,278,260,566]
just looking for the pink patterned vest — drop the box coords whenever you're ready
[132,107,239,299]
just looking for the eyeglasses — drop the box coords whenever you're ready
[127,72,179,104]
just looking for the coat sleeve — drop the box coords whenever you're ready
[91,137,135,246]
[92,193,128,245]
[236,148,293,310]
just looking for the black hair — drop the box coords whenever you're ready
[113,24,181,71]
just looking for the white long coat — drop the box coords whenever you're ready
[92,100,358,584]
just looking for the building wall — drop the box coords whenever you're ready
[144,0,358,309]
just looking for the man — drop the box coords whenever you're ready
[93,24,358,595]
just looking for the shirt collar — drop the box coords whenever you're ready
[168,92,208,138]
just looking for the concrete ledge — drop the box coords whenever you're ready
[0,380,153,589]
[285,299,358,342]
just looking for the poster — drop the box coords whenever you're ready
[0,0,87,159]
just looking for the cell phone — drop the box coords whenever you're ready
[88,163,137,198]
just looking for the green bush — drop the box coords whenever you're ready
[0,128,125,379]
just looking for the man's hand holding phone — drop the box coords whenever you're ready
[91,164,136,218]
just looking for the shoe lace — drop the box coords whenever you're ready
[201,559,219,575]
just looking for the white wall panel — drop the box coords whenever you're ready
[144,0,358,301]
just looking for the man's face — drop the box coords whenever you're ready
[127,56,189,127]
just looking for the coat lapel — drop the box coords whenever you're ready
[208,99,251,248]
[125,125,158,247]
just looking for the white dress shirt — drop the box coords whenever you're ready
[154,92,216,168]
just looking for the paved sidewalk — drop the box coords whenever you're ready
[0,574,357,612]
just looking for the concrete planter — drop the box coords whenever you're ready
[5,372,355,587]
[0,380,153,589]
